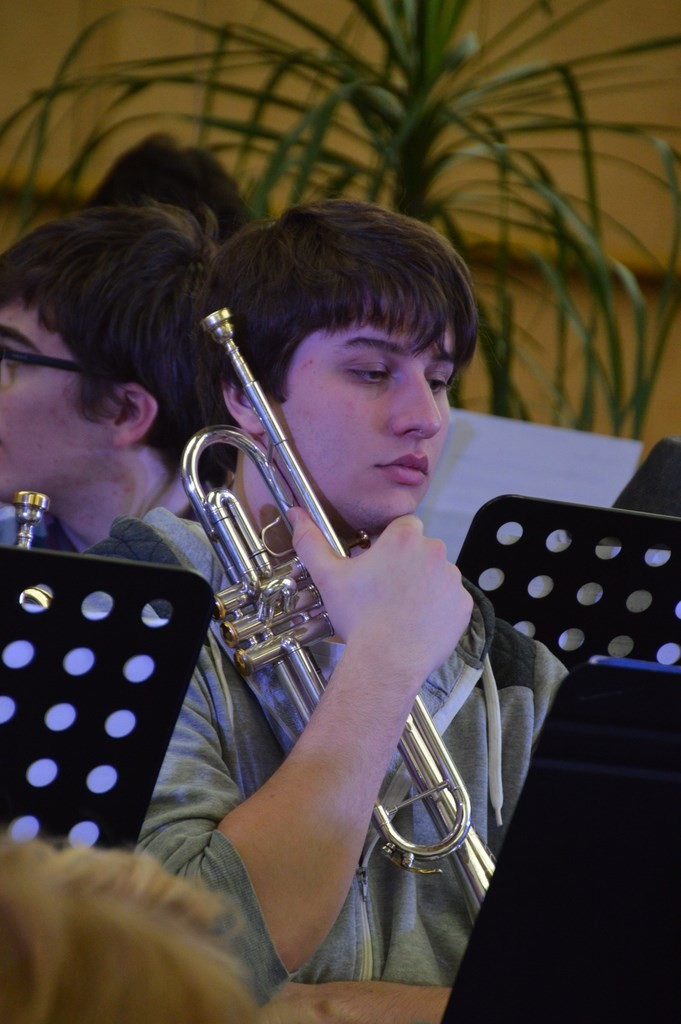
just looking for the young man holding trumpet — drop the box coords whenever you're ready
[103,199,566,1023]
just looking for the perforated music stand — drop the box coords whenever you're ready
[456,495,681,669]
[0,545,213,847]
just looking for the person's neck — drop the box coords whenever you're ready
[231,451,363,564]
[228,455,291,560]
[56,448,191,552]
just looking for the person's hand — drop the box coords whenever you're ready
[288,507,472,687]
[217,513,473,971]
[259,980,450,1024]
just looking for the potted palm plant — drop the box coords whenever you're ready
[1,0,679,438]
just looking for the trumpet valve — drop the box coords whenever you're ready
[234,612,333,676]
[221,584,321,648]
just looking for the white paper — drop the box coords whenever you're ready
[417,410,643,562]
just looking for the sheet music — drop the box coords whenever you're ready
[418,410,643,562]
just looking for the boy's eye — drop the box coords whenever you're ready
[0,350,21,372]
[350,367,389,383]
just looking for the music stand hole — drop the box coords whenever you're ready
[595,536,622,560]
[26,758,58,788]
[657,642,681,666]
[527,575,554,599]
[63,647,95,676]
[9,815,40,842]
[644,545,671,567]
[2,639,35,669]
[44,703,77,732]
[81,590,115,621]
[0,695,17,724]
[123,654,155,683]
[576,582,603,606]
[626,590,653,614]
[608,635,634,658]
[496,521,523,546]
[513,621,536,638]
[141,600,173,628]
[477,568,505,592]
[68,821,100,847]
[558,628,585,652]
[86,765,118,794]
[105,709,136,738]
[545,529,572,553]
[19,583,53,613]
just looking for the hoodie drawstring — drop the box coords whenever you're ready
[482,654,504,826]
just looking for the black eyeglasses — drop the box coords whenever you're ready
[0,346,83,373]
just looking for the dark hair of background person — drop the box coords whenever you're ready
[0,203,218,474]
[196,198,479,469]
[86,133,250,242]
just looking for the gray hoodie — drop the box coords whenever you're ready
[97,509,566,1004]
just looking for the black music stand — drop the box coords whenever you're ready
[442,657,681,1024]
[457,495,681,669]
[0,545,213,847]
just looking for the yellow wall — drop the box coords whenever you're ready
[1,0,679,456]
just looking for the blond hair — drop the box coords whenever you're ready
[0,837,259,1024]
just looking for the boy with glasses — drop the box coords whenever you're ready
[0,204,219,550]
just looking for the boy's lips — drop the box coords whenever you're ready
[377,453,429,485]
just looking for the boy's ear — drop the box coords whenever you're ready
[222,381,265,439]
[109,382,159,448]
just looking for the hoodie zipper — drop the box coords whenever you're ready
[356,862,374,980]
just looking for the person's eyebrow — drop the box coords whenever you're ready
[0,323,38,352]
[343,333,456,367]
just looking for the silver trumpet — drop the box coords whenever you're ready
[182,308,495,920]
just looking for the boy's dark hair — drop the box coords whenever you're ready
[197,198,478,446]
[86,133,249,242]
[0,204,216,468]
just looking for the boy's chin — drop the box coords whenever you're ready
[344,502,423,541]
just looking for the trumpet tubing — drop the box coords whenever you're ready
[183,308,495,918]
